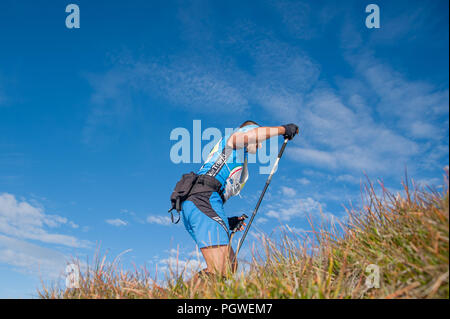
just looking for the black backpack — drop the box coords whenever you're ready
[168,172,198,223]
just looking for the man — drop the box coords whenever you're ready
[181,121,299,279]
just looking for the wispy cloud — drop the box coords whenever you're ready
[279,18,448,176]
[272,0,315,40]
[335,174,361,185]
[153,247,206,277]
[280,186,297,197]
[367,2,446,44]
[0,193,90,248]
[297,177,311,185]
[146,215,172,226]
[105,218,128,227]
[0,234,68,279]
[266,196,325,221]
[270,0,343,41]
[83,56,250,145]
[82,0,448,181]
[157,256,204,275]
[414,177,443,188]
[83,17,319,145]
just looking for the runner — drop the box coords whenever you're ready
[172,121,299,279]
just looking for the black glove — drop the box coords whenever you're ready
[282,123,299,140]
[228,216,241,231]
[228,215,247,231]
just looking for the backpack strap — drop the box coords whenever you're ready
[205,142,233,178]
[168,198,182,224]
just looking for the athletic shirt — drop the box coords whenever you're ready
[197,125,259,201]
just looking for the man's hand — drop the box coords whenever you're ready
[281,123,299,140]
[228,215,247,232]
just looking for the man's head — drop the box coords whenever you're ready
[239,120,261,154]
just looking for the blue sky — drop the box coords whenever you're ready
[0,0,448,298]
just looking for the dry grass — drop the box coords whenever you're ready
[39,172,449,299]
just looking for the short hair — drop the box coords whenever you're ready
[239,120,261,128]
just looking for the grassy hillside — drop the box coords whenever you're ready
[39,174,449,299]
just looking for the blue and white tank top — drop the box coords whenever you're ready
[197,125,259,201]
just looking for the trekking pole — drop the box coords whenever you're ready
[234,137,290,258]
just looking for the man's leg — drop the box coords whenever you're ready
[200,244,238,276]
[184,245,235,287]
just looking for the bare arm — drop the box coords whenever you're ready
[227,126,286,149]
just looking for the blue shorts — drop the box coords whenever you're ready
[181,191,230,248]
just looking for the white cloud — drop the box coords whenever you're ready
[290,147,337,169]
[0,193,89,248]
[297,177,311,185]
[83,58,249,145]
[288,85,427,174]
[272,0,314,40]
[355,58,449,140]
[335,174,361,184]
[68,221,79,229]
[82,6,448,180]
[255,217,268,225]
[83,21,320,145]
[157,256,205,276]
[280,186,296,197]
[284,66,447,176]
[270,0,341,41]
[146,215,172,226]
[282,225,308,235]
[0,234,68,279]
[414,177,442,188]
[266,196,324,221]
[261,18,448,177]
[153,61,249,113]
[105,218,128,227]
[367,4,442,44]
[156,246,206,276]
